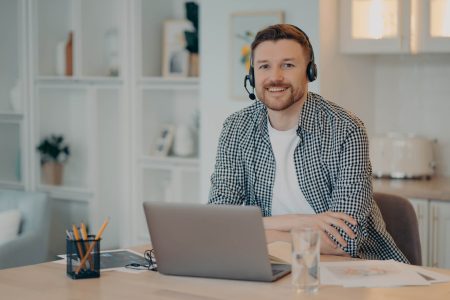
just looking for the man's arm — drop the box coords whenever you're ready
[328,124,373,257]
[262,124,371,257]
[208,115,246,205]
[263,212,356,255]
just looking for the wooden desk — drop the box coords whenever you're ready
[1,245,450,300]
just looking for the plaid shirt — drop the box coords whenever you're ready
[209,92,408,262]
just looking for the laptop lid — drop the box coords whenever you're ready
[143,202,290,282]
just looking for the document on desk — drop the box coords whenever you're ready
[320,260,450,288]
[55,249,147,273]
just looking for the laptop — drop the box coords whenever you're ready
[142,202,291,282]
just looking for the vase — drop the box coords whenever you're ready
[65,32,73,76]
[188,53,199,77]
[42,162,63,186]
[173,125,195,157]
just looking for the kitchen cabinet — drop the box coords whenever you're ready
[430,200,450,268]
[408,198,429,266]
[340,0,450,53]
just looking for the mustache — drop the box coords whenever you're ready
[263,82,291,89]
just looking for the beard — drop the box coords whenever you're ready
[256,83,305,112]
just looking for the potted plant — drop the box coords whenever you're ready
[36,135,70,185]
[184,2,199,77]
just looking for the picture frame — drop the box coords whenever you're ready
[153,124,175,157]
[230,11,284,100]
[162,20,194,78]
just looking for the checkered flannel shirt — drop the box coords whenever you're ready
[209,92,408,262]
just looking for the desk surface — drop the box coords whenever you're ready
[1,245,450,300]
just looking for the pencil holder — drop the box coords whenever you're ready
[66,235,101,279]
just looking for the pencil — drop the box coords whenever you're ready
[80,222,94,270]
[71,225,87,270]
[75,217,109,274]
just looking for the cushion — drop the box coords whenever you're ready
[0,209,21,245]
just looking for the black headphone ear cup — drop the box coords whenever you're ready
[249,66,255,87]
[306,62,317,82]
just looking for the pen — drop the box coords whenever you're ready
[80,222,94,270]
[75,217,110,274]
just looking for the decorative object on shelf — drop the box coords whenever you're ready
[65,31,74,76]
[9,80,21,112]
[230,11,284,100]
[162,20,194,78]
[173,124,195,157]
[154,125,175,157]
[184,2,199,77]
[105,28,120,77]
[36,135,70,185]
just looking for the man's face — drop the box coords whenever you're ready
[253,39,309,111]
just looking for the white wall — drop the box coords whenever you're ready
[319,0,375,134]
[373,54,450,176]
[200,0,320,201]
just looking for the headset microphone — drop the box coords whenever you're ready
[244,75,256,100]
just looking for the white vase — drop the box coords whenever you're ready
[9,81,21,112]
[173,125,195,157]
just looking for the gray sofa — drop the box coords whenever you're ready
[0,189,50,269]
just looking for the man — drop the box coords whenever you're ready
[208,24,407,262]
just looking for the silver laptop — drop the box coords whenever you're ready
[143,202,291,282]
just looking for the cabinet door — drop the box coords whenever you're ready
[408,198,429,266]
[430,201,450,268]
[415,0,450,52]
[340,0,411,53]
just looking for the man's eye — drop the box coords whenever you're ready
[258,64,269,70]
[283,63,294,68]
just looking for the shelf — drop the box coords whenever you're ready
[37,185,94,202]
[138,155,199,168]
[35,76,123,88]
[0,112,23,123]
[138,77,199,90]
[0,180,24,190]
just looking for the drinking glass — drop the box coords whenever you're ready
[291,227,320,293]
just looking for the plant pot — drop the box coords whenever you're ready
[188,53,199,77]
[42,162,63,186]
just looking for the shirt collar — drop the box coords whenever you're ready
[256,92,317,137]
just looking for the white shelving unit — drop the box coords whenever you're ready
[130,0,201,246]
[0,0,200,250]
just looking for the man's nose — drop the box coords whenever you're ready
[270,67,284,82]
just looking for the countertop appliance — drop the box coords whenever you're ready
[370,134,436,179]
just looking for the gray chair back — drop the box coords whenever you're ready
[373,192,422,265]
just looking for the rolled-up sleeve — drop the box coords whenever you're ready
[330,124,373,258]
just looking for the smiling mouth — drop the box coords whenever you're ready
[266,86,288,93]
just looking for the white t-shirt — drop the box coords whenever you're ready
[268,119,315,216]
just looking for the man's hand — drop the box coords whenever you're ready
[264,212,357,254]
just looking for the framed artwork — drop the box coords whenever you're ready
[153,124,175,156]
[230,11,284,100]
[162,20,194,78]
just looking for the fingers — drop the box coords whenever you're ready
[319,223,348,247]
[321,212,357,239]
[320,231,338,249]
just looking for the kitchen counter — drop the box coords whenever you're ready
[373,177,450,201]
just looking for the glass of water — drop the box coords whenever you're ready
[291,227,320,294]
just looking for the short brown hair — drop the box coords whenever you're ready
[251,24,312,60]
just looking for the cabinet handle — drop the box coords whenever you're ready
[432,206,439,268]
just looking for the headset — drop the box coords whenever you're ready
[244,24,317,100]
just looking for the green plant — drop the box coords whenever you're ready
[36,135,70,165]
[184,2,199,54]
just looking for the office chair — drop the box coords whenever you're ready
[373,192,422,265]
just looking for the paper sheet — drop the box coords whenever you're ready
[267,241,292,264]
[321,260,432,288]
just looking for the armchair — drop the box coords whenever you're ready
[0,189,50,269]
